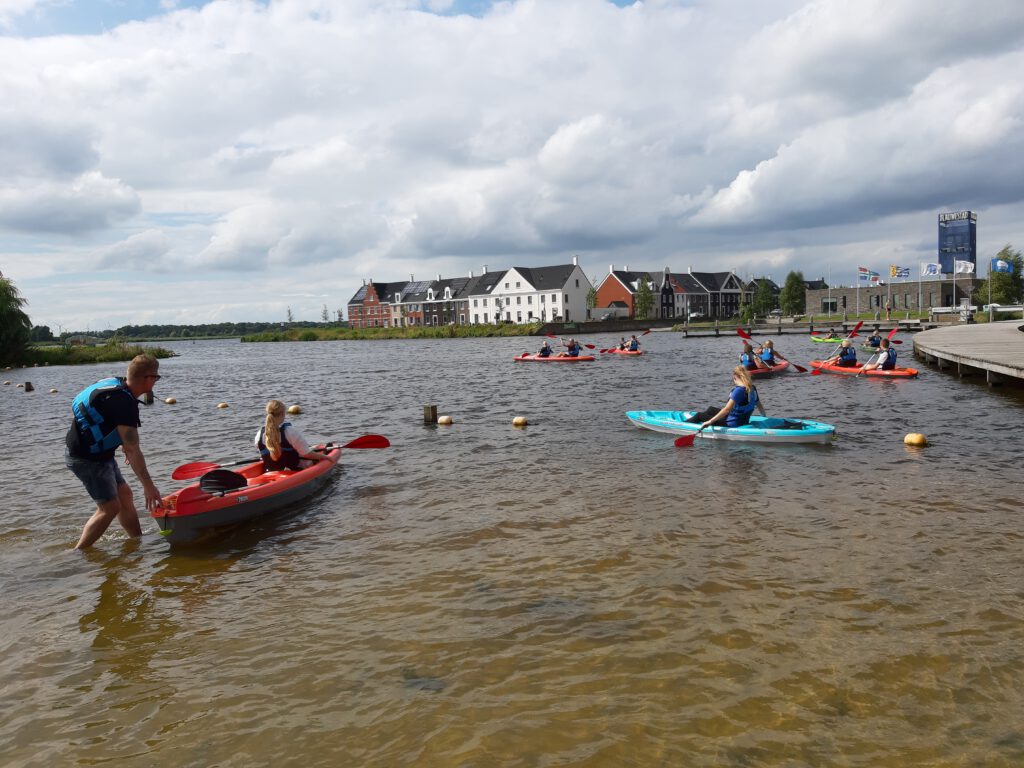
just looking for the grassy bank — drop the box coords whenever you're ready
[18,341,177,367]
[242,323,541,342]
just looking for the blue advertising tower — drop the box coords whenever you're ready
[937,211,977,274]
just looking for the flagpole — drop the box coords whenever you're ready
[988,259,992,322]
[918,265,922,316]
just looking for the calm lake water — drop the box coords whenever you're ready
[2,332,1022,767]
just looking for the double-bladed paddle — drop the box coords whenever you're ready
[171,434,391,480]
[545,333,595,350]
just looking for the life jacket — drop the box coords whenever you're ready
[726,387,758,428]
[880,347,897,370]
[839,346,858,364]
[538,346,552,357]
[867,336,881,348]
[740,352,758,369]
[567,343,580,357]
[628,339,639,351]
[257,423,301,470]
[71,377,132,455]
[759,349,776,364]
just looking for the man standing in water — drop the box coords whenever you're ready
[65,354,163,549]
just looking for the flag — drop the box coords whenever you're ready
[991,258,1012,274]
[955,260,975,274]
[921,262,941,276]
[858,266,880,282]
[889,265,910,279]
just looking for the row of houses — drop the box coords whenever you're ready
[346,258,781,328]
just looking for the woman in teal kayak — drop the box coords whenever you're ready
[256,400,332,471]
[689,366,767,430]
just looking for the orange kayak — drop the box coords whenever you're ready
[810,360,919,378]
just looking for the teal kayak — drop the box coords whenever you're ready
[626,410,836,444]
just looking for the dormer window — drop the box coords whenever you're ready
[427,290,434,300]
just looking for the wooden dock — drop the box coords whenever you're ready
[914,321,1024,386]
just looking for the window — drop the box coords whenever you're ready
[504,282,509,289]
[484,313,488,323]
[905,293,911,308]
[473,299,478,307]
[515,281,520,288]
[564,294,569,303]
[551,293,557,302]
[505,297,511,306]
[527,296,532,304]
[540,294,545,303]
[460,314,465,324]
[506,312,511,321]
[575,279,579,288]
[474,314,479,323]
[482,298,487,306]
[516,296,521,305]
[516,311,522,322]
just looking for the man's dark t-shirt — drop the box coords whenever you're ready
[66,383,142,462]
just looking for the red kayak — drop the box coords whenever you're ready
[810,360,919,378]
[155,446,341,543]
[515,353,595,362]
[605,349,643,356]
[748,360,790,377]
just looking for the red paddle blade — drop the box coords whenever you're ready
[584,344,596,349]
[343,434,390,449]
[736,328,752,340]
[674,434,697,447]
[171,462,220,480]
[810,368,822,375]
[641,329,651,336]
[850,321,864,336]
[792,363,808,373]
[891,339,903,344]
[545,333,558,339]
[886,328,899,339]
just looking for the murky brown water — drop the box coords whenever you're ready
[2,333,1022,766]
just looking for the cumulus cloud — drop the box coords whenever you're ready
[1,0,1022,329]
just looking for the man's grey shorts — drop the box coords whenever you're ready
[65,449,127,503]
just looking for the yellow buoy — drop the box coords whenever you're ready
[217,402,229,409]
[287,405,302,415]
[164,397,177,404]
[903,433,928,447]
[437,415,453,425]
[512,416,528,427]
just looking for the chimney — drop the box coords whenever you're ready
[362,278,367,286]
[468,270,474,278]
[609,264,614,274]
[410,274,414,282]
[482,265,487,274]
[624,264,629,271]
[437,273,441,281]
[688,266,692,274]
[572,254,578,266]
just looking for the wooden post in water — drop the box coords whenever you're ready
[424,404,438,424]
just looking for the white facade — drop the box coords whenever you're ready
[469,258,592,324]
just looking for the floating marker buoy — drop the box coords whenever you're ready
[512,416,528,427]
[904,433,928,447]
[16,383,24,389]
[437,415,453,425]
[287,405,302,414]
[3,381,10,385]
[217,402,229,409]
[49,388,58,394]
[164,397,177,404]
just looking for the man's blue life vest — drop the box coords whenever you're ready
[71,377,131,455]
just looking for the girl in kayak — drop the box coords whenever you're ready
[860,338,897,373]
[256,400,332,471]
[740,341,768,370]
[759,339,781,366]
[693,366,767,430]
[824,339,859,367]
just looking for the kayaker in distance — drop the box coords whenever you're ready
[616,337,628,351]
[558,338,582,358]
[65,353,164,549]
[824,339,859,367]
[759,339,787,366]
[627,334,641,352]
[865,328,882,349]
[688,366,767,430]
[537,341,553,358]
[860,338,897,374]
[740,341,769,370]
[256,400,332,471]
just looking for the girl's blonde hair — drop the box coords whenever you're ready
[732,365,754,394]
[263,400,286,460]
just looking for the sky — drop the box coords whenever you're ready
[2,0,1023,331]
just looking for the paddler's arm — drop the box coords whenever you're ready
[701,399,735,430]
[118,425,162,510]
